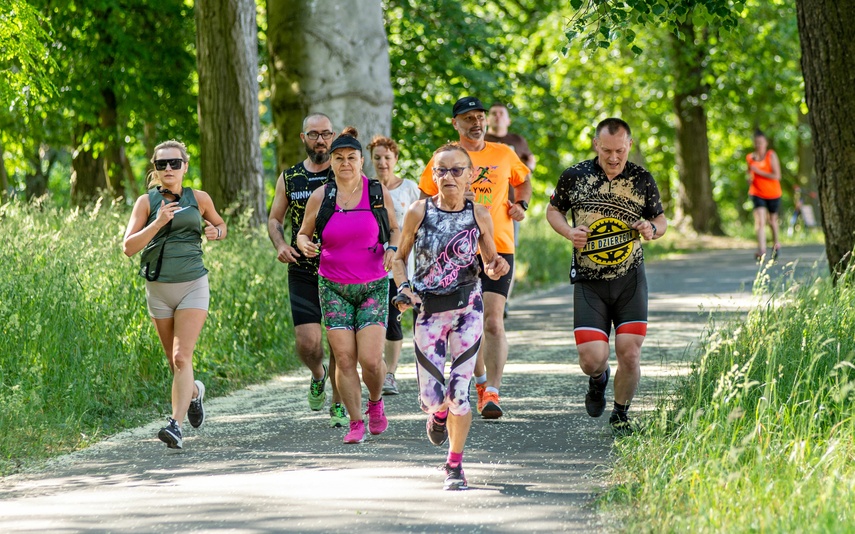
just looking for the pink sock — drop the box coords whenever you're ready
[447,451,463,467]
[435,409,448,420]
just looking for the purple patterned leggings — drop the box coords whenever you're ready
[413,287,483,416]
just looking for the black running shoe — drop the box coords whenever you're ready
[188,380,206,428]
[158,417,183,449]
[609,410,634,437]
[585,366,610,418]
[426,414,448,446]
[443,463,468,491]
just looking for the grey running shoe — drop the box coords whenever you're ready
[308,364,327,411]
[188,380,206,428]
[382,373,399,395]
[329,403,348,428]
[443,463,468,491]
[585,366,610,418]
[158,417,183,449]
[426,413,448,446]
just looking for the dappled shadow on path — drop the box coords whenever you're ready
[0,245,826,533]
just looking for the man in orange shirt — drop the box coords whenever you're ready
[419,96,532,419]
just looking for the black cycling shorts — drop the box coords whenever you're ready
[288,266,322,327]
[573,264,648,344]
[478,253,514,298]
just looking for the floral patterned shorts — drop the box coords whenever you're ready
[319,276,389,331]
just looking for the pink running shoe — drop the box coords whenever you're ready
[366,399,388,435]
[343,420,365,444]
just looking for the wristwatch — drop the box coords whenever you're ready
[515,200,529,211]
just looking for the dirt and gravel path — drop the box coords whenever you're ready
[0,245,826,533]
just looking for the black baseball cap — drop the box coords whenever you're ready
[330,134,362,153]
[452,96,487,117]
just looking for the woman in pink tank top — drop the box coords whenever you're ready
[297,127,401,445]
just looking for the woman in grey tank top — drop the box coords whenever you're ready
[391,143,509,491]
[122,140,227,450]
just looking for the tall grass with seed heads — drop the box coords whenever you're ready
[604,258,855,532]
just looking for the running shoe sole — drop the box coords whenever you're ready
[481,401,503,419]
[158,425,183,449]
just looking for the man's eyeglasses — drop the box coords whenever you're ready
[433,167,467,178]
[154,159,184,171]
[304,131,335,140]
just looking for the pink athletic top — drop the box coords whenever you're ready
[318,177,387,284]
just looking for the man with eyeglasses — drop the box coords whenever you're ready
[418,96,532,419]
[268,112,347,428]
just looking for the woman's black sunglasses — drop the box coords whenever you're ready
[154,158,184,171]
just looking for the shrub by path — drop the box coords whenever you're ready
[0,245,826,532]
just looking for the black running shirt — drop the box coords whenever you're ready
[550,158,663,283]
[282,162,333,273]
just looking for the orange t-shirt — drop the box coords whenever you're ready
[747,149,781,199]
[420,142,529,254]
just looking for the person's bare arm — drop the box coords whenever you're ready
[508,173,533,222]
[632,212,668,241]
[474,204,509,279]
[268,174,301,263]
[546,203,590,250]
[392,200,427,311]
[296,188,324,259]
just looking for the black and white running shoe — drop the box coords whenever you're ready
[158,417,183,449]
[188,380,206,428]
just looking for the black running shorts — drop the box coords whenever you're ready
[751,195,781,214]
[287,266,322,327]
[478,253,514,299]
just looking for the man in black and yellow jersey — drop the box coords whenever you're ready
[268,112,347,428]
[547,118,667,435]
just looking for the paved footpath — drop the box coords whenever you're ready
[0,245,826,533]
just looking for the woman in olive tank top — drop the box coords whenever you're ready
[122,140,227,450]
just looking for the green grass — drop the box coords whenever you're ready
[0,199,297,474]
[604,258,855,532]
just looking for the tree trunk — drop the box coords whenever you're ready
[196,0,266,225]
[0,139,8,199]
[71,125,108,205]
[25,150,47,200]
[267,0,394,175]
[671,21,723,235]
[797,0,855,276]
[100,87,120,198]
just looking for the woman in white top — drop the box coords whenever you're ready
[368,135,421,396]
